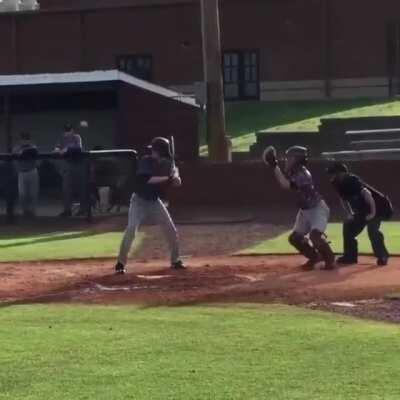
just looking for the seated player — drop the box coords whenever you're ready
[263,145,335,270]
[327,162,392,266]
[114,137,184,275]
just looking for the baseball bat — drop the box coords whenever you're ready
[170,135,176,171]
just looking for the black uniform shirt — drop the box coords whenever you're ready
[333,174,383,217]
[135,156,171,201]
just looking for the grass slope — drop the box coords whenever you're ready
[240,222,400,255]
[200,99,400,153]
[1,304,400,400]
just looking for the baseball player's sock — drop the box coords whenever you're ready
[75,208,87,217]
[59,209,72,218]
[114,262,126,275]
[171,260,186,270]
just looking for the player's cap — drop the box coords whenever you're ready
[64,123,73,132]
[285,146,308,159]
[326,162,349,175]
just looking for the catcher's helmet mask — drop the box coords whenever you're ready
[285,146,309,171]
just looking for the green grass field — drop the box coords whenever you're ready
[0,230,143,262]
[239,222,400,255]
[0,222,397,262]
[1,304,400,400]
[200,99,400,153]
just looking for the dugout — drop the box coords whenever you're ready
[0,70,200,159]
[0,70,199,220]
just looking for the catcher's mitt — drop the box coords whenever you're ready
[262,146,278,168]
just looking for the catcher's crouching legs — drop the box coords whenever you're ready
[289,231,319,270]
[310,230,335,270]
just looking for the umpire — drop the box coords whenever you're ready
[327,162,393,266]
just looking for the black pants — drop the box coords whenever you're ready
[343,217,389,261]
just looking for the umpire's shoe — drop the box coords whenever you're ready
[171,260,186,270]
[114,262,126,275]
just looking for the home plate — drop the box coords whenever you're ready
[330,302,357,308]
[92,284,159,292]
[235,274,264,283]
[137,275,171,280]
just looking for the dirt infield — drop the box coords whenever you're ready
[2,256,400,311]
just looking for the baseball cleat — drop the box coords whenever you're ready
[171,260,186,270]
[336,256,357,266]
[377,257,389,266]
[114,262,126,275]
[322,258,336,271]
[321,252,336,271]
[300,253,322,271]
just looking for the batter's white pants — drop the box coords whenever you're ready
[18,169,39,216]
[118,195,180,265]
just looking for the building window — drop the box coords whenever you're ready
[117,55,153,81]
[223,50,259,100]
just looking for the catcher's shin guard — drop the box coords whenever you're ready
[289,232,319,262]
[310,230,335,270]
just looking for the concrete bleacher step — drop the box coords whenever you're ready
[320,116,400,134]
[346,128,400,141]
[350,139,400,150]
[250,116,400,159]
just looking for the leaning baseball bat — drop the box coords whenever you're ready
[170,135,176,171]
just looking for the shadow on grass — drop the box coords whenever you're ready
[0,231,99,249]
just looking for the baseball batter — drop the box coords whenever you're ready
[114,137,184,275]
[263,145,335,270]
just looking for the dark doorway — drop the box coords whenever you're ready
[387,22,400,96]
[223,50,259,100]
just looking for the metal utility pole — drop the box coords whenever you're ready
[200,0,230,162]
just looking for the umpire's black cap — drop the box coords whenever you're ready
[326,161,349,175]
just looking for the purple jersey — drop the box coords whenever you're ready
[289,166,322,209]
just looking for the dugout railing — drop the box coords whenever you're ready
[0,149,137,223]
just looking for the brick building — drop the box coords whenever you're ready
[0,0,399,101]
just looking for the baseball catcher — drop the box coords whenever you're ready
[114,136,184,275]
[263,145,335,270]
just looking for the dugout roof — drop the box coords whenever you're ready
[0,70,198,108]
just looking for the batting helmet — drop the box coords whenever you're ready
[285,146,308,163]
[150,137,171,158]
